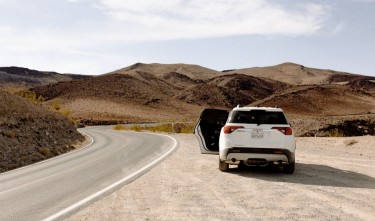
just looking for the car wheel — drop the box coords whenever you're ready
[283,162,295,174]
[219,159,229,172]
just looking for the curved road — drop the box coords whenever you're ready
[0,126,178,221]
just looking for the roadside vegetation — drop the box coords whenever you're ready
[112,122,195,134]
[2,86,45,104]
[49,98,72,118]
[113,124,127,130]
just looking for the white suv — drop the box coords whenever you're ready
[194,107,296,174]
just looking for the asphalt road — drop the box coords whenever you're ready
[0,126,178,221]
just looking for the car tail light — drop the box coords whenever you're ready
[223,126,244,134]
[272,127,293,135]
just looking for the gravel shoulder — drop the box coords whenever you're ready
[67,134,375,221]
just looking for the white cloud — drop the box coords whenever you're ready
[0,0,334,75]
[0,26,12,33]
[95,0,329,40]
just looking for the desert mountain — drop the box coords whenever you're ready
[31,62,374,136]
[109,63,220,80]
[0,90,84,172]
[33,63,286,123]
[251,84,375,116]
[0,66,91,88]
[227,62,375,85]
[32,73,203,123]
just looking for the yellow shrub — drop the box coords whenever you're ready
[130,125,143,132]
[113,124,127,130]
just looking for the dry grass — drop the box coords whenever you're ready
[130,125,143,132]
[126,123,195,134]
[3,87,45,105]
[50,99,62,111]
[113,124,127,130]
[179,123,195,134]
[146,124,172,133]
[50,98,73,122]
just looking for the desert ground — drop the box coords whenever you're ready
[68,133,375,221]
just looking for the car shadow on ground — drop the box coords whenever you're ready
[230,163,375,189]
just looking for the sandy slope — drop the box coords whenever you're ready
[68,134,375,221]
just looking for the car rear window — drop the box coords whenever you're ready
[228,110,288,125]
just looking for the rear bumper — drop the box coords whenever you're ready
[222,147,295,164]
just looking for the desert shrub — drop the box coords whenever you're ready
[128,123,195,133]
[49,99,74,122]
[325,128,343,137]
[4,130,16,138]
[38,147,51,157]
[130,125,143,132]
[113,124,127,130]
[50,99,62,111]
[59,108,71,118]
[51,147,63,155]
[2,85,21,94]
[179,123,195,133]
[14,89,44,104]
[146,124,172,133]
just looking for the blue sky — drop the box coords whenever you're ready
[0,0,374,76]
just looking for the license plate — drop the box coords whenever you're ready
[251,129,264,139]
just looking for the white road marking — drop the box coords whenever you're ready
[43,133,178,221]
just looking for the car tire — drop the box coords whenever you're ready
[283,162,295,174]
[219,159,229,172]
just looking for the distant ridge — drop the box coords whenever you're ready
[226,62,375,85]
[0,66,92,88]
[108,63,220,80]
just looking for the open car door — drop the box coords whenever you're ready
[194,108,229,154]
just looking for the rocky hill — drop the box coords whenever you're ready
[109,63,220,80]
[32,63,287,123]
[0,90,84,172]
[227,62,375,85]
[0,66,91,88]
[30,62,374,136]
[251,84,375,116]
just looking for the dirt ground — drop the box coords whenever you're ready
[68,134,375,221]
